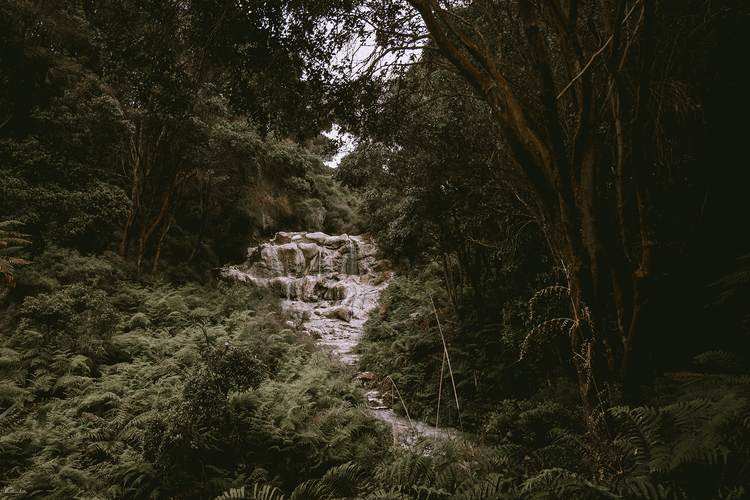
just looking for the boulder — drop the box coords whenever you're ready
[315,304,353,322]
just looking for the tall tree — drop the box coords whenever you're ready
[356,0,749,446]
[82,0,362,277]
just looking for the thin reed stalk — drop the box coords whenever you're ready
[436,349,445,436]
[429,292,464,435]
[386,375,414,430]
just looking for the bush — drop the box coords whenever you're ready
[482,398,582,448]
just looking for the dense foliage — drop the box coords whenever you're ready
[2,0,750,498]
[335,0,750,450]
[0,253,391,499]
[0,0,362,278]
[2,253,747,498]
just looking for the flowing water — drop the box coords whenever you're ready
[223,232,477,448]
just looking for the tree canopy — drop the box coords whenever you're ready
[335,0,750,445]
[0,0,362,278]
[1,0,750,497]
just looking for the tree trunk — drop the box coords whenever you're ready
[442,253,456,307]
[150,206,178,279]
[403,0,680,444]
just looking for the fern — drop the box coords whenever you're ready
[215,484,285,500]
[381,452,435,488]
[611,391,750,499]
[521,468,620,499]
[0,219,31,286]
[694,351,750,376]
[520,318,575,360]
[453,473,518,500]
[318,461,368,498]
[529,286,570,322]
[709,252,750,304]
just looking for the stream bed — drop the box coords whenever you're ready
[224,231,478,449]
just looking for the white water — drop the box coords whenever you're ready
[224,231,476,448]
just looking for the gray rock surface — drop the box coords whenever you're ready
[222,232,475,449]
[222,232,392,363]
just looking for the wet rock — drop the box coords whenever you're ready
[315,304,353,322]
[323,234,350,248]
[297,242,320,261]
[221,231,391,362]
[305,232,328,244]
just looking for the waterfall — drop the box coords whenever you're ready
[220,232,472,450]
[223,232,387,324]
[348,238,358,275]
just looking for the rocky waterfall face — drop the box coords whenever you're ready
[222,231,392,364]
[223,231,476,448]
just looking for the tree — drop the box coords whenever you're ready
[355,0,750,447]
[337,61,531,322]
[81,0,365,277]
[0,0,130,254]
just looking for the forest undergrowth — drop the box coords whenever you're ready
[0,250,393,499]
[2,0,749,496]
[1,248,746,499]
[354,259,750,500]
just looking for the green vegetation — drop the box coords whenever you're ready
[0,0,361,275]
[0,253,389,499]
[1,0,749,498]
[0,220,31,288]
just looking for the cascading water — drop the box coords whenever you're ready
[347,238,358,275]
[223,232,386,363]
[222,231,474,448]
[266,245,282,278]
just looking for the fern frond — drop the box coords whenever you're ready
[520,318,575,360]
[529,286,569,321]
[0,402,25,438]
[290,480,319,500]
[694,351,750,375]
[521,468,620,499]
[249,484,286,500]
[432,462,458,492]
[0,220,31,286]
[454,473,515,500]
[215,486,246,499]
[380,452,435,488]
[0,380,28,405]
[289,461,366,500]
[320,461,368,498]
[611,475,660,500]
[711,259,750,288]
[613,392,749,493]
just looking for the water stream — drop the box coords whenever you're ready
[223,232,477,448]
